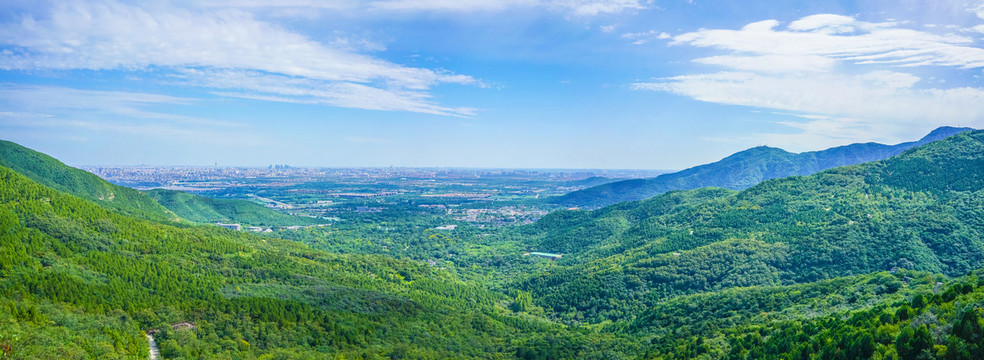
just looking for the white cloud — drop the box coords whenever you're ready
[634,71,984,123]
[0,84,267,145]
[635,70,984,149]
[0,0,477,115]
[0,84,242,126]
[369,0,648,16]
[787,14,859,33]
[370,0,526,12]
[671,15,984,68]
[693,55,837,73]
[190,0,357,9]
[561,0,648,16]
[0,111,54,119]
[176,69,477,116]
[621,30,670,45]
[635,13,984,149]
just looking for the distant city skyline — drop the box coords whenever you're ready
[2,0,984,169]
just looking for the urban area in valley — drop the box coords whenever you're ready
[85,165,666,226]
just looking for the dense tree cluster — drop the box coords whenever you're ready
[0,166,637,358]
[513,131,984,324]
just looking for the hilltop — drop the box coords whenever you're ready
[0,140,180,223]
[0,140,321,228]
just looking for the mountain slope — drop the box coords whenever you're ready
[0,140,179,222]
[552,126,973,208]
[516,129,984,323]
[631,269,984,359]
[146,189,322,227]
[0,157,641,358]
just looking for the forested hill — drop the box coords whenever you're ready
[0,159,637,358]
[515,129,984,324]
[0,140,179,223]
[551,126,973,208]
[146,189,323,227]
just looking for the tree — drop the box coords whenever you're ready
[896,325,934,360]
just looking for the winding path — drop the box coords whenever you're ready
[147,333,160,360]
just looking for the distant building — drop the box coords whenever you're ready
[435,225,457,230]
[248,226,263,232]
[216,223,241,231]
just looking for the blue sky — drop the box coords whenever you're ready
[2,0,984,169]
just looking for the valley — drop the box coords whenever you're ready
[3,130,984,359]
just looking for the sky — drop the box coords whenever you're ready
[2,0,984,169]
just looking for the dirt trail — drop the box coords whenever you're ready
[147,333,160,360]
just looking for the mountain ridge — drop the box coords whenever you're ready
[516,129,984,324]
[0,139,321,227]
[551,126,974,208]
[145,188,323,227]
[0,139,180,223]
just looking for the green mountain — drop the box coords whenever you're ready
[630,269,984,359]
[146,189,322,227]
[552,126,974,208]
[0,140,179,223]
[515,129,984,324]
[0,154,638,358]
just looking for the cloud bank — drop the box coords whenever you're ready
[633,14,984,149]
[0,0,477,116]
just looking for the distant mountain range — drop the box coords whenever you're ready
[550,126,974,208]
[518,129,984,326]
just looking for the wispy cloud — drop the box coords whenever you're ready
[0,84,268,145]
[633,14,984,148]
[176,69,478,116]
[621,29,670,45]
[974,3,984,20]
[191,0,650,16]
[671,15,984,68]
[0,0,477,115]
[189,0,357,9]
[0,84,243,127]
[369,0,649,16]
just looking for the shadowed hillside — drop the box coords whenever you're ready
[146,188,323,227]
